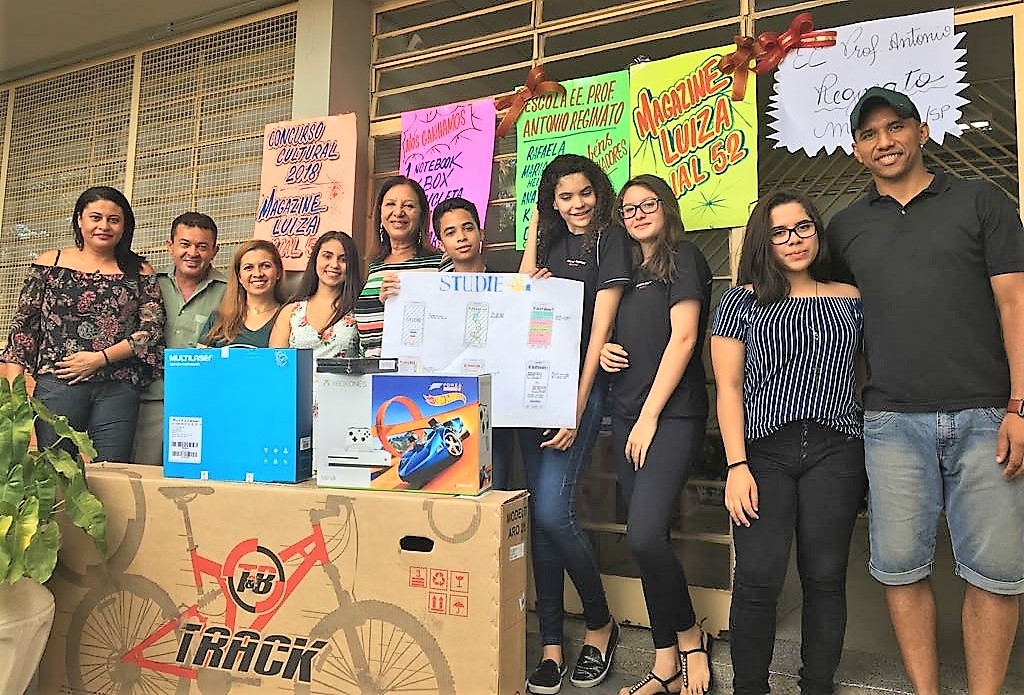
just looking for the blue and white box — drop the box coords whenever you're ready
[163,348,313,483]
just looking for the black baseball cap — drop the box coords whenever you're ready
[849,87,922,133]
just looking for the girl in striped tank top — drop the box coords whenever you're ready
[710,190,867,695]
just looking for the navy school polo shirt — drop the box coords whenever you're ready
[542,224,632,373]
[609,240,712,420]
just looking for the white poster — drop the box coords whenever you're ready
[768,9,968,155]
[381,273,584,428]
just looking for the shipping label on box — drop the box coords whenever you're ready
[318,373,493,495]
[313,357,398,478]
[43,464,529,694]
[164,348,313,483]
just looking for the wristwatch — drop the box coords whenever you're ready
[1009,398,1024,417]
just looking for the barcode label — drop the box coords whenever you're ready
[168,417,203,464]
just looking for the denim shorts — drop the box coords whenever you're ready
[864,408,1024,595]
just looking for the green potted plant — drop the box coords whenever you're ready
[0,374,107,694]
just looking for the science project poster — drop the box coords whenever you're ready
[380,273,584,428]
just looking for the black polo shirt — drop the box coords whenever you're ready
[544,224,631,373]
[609,240,712,420]
[828,169,1024,411]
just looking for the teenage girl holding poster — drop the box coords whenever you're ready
[518,153,631,694]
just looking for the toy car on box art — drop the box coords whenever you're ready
[396,417,469,488]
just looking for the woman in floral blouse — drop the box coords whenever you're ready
[1,186,164,463]
[270,231,362,358]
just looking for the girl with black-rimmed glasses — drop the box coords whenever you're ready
[710,190,867,695]
[600,175,712,695]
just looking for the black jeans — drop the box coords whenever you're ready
[613,415,705,648]
[489,427,517,491]
[730,420,866,695]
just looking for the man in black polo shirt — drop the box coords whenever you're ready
[829,87,1024,695]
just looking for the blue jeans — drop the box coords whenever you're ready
[518,384,611,646]
[731,421,866,695]
[865,408,1024,594]
[33,374,141,464]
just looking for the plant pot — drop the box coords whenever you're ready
[0,579,55,695]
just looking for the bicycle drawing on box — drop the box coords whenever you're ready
[66,481,455,694]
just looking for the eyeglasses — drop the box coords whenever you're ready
[769,220,816,245]
[619,198,662,219]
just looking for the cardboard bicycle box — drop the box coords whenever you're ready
[42,463,529,694]
[163,347,313,483]
[317,373,493,495]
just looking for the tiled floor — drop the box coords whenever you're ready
[528,519,1024,694]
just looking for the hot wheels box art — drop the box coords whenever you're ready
[318,373,492,494]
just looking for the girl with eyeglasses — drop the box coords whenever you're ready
[599,174,713,695]
[709,190,867,695]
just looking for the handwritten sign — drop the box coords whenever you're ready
[254,114,357,271]
[400,100,497,245]
[768,9,967,155]
[630,48,758,231]
[514,71,630,249]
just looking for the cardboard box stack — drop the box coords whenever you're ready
[44,463,528,694]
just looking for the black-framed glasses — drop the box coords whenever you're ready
[619,198,662,219]
[769,220,816,245]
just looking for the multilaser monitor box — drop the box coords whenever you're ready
[163,347,313,483]
[43,463,529,695]
[317,373,493,495]
[312,357,398,477]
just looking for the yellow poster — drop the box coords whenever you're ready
[629,46,758,231]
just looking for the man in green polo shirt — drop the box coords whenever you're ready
[132,212,226,464]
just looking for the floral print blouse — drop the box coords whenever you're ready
[287,300,360,358]
[1,264,165,388]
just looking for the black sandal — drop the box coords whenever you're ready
[626,669,682,694]
[679,630,713,694]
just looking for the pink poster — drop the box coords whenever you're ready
[400,100,496,244]
[254,114,357,271]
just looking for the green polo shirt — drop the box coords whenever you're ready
[142,266,228,401]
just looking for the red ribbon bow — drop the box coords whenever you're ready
[717,12,837,101]
[755,12,838,73]
[495,65,566,138]
[718,35,763,102]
